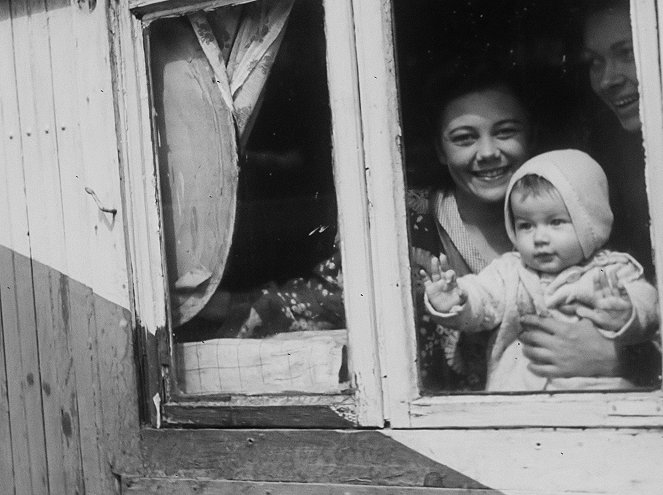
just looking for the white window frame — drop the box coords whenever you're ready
[115,0,663,430]
[112,0,385,427]
[353,0,663,429]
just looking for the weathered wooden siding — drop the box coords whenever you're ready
[0,0,139,494]
[1,1,663,494]
[0,248,139,495]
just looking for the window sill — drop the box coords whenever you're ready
[405,390,663,428]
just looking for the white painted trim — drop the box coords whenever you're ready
[112,0,388,426]
[323,0,384,427]
[111,3,169,335]
[408,391,663,428]
[372,0,663,428]
[634,0,663,325]
[351,0,419,427]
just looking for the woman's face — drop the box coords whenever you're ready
[437,87,531,204]
[583,7,641,132]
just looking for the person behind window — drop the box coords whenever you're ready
[580,0,653,278]
[519,0,661,387]
[408,60,656,391]
[421,149,658,391]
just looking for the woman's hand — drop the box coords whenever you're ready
[519,315,621,378]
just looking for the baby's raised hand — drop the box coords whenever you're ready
[419,255,467,313]
[574,269,632,332]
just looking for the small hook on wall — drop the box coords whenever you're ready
[85,186,117,216]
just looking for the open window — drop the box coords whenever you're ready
[120,0,383,427]
[374,0,663,427]
[118,0,663,430]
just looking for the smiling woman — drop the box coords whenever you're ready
[438,87,531,207]
[583,0,641,132]
[406,61,538,391]
[397,0,660,394]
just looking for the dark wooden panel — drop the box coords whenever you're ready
[0,250,15,493]
[0,249,48,494]
[139,429,488,489]
[162,404,355,428]
[67,281,114,494]
[93,290,142,476]
[32,262,85,495]
[122,477,500,494]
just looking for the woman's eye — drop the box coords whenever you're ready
[450,133,477,146]
[495,127,520,139]
[617,46,635,62]
[583,54,604,71]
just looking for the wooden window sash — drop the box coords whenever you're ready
[352,0,663,429]
[114,0,385,427]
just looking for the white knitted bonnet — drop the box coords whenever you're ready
[504,149,613,259]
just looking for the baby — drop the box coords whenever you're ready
[422,149,659,391]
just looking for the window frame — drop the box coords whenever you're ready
[116,0,663,431]
[353,0,663,429]
[114,0,384,428]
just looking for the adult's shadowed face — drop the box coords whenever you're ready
[583,6,641,132]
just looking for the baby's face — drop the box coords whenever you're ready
[510,189,585,274]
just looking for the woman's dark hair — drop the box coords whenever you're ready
[420,59,535,189]
[424,58,534,141]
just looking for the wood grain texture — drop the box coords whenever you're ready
[0,251,47,495]
[139,428,488,489]
[122,477,499,495]
[32,262,85,495]
[0,252,16,494]
[162,404,355,428]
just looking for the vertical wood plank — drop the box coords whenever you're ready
[67,281,114,495]
[30,1,96,493]
[0,256,16,494]
[47,0,92,299]
[1,1,50,492]
[73,0,131,310]
[93,293,142,477]
[12,0,68,272]
[0,5,19,493]
[33,260,86,495]
[14,0,87,493]
[0,251,47,494]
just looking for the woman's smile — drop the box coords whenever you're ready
[613,93,638,108]
[471,165,513,181]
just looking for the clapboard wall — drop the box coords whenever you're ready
[0,0,140,493]
[2,1,663,495]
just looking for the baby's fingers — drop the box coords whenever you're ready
[419,268,432,284]
[593,269,611,298]
[429,256,447,281]
[438,253,451,272]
